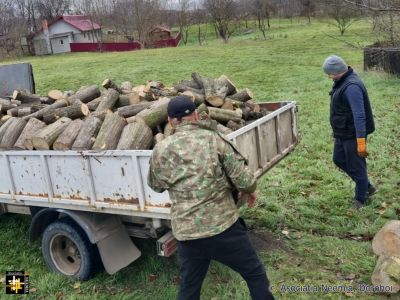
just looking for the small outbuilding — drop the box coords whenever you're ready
[148,26,173,41]
[32,15,101,55]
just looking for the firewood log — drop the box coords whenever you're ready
[0,118,27,149]
[218,75,237,96]
[117,92,141,107]
[245,100,261,112]
[39,96,54,105]
[229,88,253,102]
[371,255,400,293]
[241,106,252,120]
[221,99,235,110]
[72,116,102,150]
[372,220,400,257]
[102,79,123,94]
[226,120,244,131]
[53,119,84,150]
[117,122,153,150]
[10,99,21,106]
[14,118,46,150]
[191,73,235,107]
[43,101,89,124]
[120,81,133,93]
[22,99,70,120]
[132,85,146,93]
[181,91,205,106]
[0,115,12,128]
[90,109,112,121]
[136,97,170,129]
[174,79,202,90]
[95,89,119,113]
[173,83,204,95]
[0,102,17,113]
[32,117,72,150]
[118,102,152,118]
[63,90,75,98]
[86,97,102,111]
[48,90,64,101]
[7,107,19,117]
[208,107,243,124]
[67,85,101,104]
[92,113,126,150]
[17,107,32,117]
[31,104,48,113]
[197,103,209,115]
[12,90,42,105]
[0,117,16,142]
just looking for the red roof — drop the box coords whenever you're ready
[61,15,101,31]
[34,15,100,36]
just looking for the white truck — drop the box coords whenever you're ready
[0,101,298,280]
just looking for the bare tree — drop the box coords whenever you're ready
[177,0,192,45]
[325,0,360,35]
[343,0,400,46]
[192,3,208,45]
[300,0,316,23]
[251,0,274,39]
[204,0,236,42]
[343,0,400,12]
[35,0,72,20]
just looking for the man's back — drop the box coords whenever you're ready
[148,121,255,241]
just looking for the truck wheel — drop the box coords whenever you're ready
[42,218,99,280]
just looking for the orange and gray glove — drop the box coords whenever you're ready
[357,138,368,157]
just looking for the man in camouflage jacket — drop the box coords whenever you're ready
[148,96,274,300]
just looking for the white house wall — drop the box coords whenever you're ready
[48,20,80,37]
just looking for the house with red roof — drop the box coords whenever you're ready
[32,15,101,55]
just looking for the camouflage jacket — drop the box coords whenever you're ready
[147,121,256,241]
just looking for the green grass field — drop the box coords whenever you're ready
[1,18,399,299]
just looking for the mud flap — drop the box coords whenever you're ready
[97,225,141,274]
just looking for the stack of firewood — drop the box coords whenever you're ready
[0,72,268,151]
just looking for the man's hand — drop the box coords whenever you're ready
[357,138,369,157]
[240,192,257,208]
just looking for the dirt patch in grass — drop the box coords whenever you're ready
[249,229,288,252]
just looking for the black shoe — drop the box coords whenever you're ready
[352,199,365,210]
[367,186,378,197]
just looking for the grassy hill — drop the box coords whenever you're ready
[0,18,399,299]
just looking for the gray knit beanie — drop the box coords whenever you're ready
[322,55,348,74]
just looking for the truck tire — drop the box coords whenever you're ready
[41,218,99,280]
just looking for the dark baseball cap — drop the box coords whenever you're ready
[167,96,196,118]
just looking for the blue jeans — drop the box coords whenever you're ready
[333,138,371,203]
[177,218,274,300]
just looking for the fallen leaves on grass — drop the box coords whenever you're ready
[148,274,157,282]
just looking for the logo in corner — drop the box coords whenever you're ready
[5,271,29,294]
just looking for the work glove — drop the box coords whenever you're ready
[357,138,369,157]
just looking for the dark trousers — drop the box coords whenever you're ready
[177,218,274,300]
[333,138,371,203]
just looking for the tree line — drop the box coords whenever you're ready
[0,0,399,57]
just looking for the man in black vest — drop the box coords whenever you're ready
[323,55,377,209]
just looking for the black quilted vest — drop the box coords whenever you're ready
[329,68,375,139]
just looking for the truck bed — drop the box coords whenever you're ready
[0,101,298,219]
